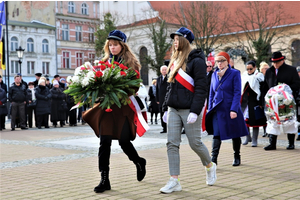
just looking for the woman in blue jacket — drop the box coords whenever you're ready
[205,52,249,166]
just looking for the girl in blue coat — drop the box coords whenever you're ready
[205,52,249,166]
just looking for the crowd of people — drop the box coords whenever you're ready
[0,73,85,131]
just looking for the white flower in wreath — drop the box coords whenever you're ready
[265,111,273,116]
[84,62,92,69]
[74,67,81,76]
[86,71,94,79]
[286,112,294,117]
[283,99,292,105]
[66,76,72,83]
[277,94,284,100]
[72,75,80,83]
[93,60,99,65]
[82,77,90,87]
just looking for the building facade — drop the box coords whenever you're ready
[55,1,100,77]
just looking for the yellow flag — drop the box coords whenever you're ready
[0,40,5,70]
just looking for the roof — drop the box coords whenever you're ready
[8,20,56,30]
[149,1,300,34]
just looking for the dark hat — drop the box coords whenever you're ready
[35,73,42,77]
[46,78,49,81]
[170,27,194,44]
[270,51,285,62]
[17,73,22,76]
[107,30,127,43]
[54,74,60,78]
[28,82,34,86]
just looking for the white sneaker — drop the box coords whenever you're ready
[160,177,182,193]
[206,162,217,186]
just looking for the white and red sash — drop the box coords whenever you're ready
[174,68,207,132]
[175,68,195,93]
[129,95,150,137]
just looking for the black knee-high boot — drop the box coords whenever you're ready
[286,134,295,150]
[211,137,222,165]
[264,134,277,150]
[94,170,111,193]
[232,138,241,166]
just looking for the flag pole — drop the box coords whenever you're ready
[5,1,9,88]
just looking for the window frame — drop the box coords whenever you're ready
[42,62,50,74]
[62,24,69,41]
[76,52,84,67]
[27,61,35,75]
[68,1,75,13]
[89,27,94,42]
[75,26,82,42]
[10,36,18,51]
[27,38,34,52]
[42,39,49,53]
[62,51,71,69]
[10,60,19,74]
[81,3,88,15]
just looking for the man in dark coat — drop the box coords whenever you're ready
[156,65,168,133]
[8,75,28,130]
[33,73,42,87]
[262,51,300,150]
[0,75,7,129]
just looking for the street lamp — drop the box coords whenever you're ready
[16,46,25,75]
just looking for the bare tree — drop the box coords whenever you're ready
[234,1,295,65]
[169,1,231,56]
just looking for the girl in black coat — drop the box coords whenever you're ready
[35,78,52,129]
[148,79,159,124]
[50,80,66,127]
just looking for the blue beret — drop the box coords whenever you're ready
[107,30,127,43]
[170,27,194,44]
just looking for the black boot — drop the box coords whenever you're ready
[264,134,277,150]
[296,134,300,141]
[134,158,146,181]
[211,137,222,165]
[155,119,157,124]
[286,134,295,150]
[232,138,241,166]
[94,170,111,193]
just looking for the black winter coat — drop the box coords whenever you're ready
[156,74,168,109]
[0,88,8,116]
[262,63,300,100]
[163,48,207,115]
[148,86,159,113]
[35,85,52,115]
[0,81,7,94]
[50,87,66,121]
[9,83,27,103]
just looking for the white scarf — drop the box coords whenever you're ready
[30,88,36,101]
[241,69,264,101]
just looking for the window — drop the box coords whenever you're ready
[11,37,18,51]
[63,52,70,68]
[27,38,34,52]
[42,62,50,74]
[76,52,83,67]
[11,60,19,74]
[89,27,94,42]
[81,3,88,15]
[75,26,82,42]
[88,53,95,62]
[27,61,35,74]
[68,1,75,13]
[42,39,49,53]
[62,24,69,41]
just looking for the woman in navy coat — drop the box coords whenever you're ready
[205,52,249,166]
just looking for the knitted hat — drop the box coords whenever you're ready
[53,80,59,86]
[216,52,230,63]
[38,77,46,85]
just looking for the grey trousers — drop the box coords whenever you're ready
[167,107,211,176]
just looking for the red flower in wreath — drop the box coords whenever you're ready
[100,65,106,71]
[114,61,120,65]
[95,71,103,78]
[81,67,86,70]
[105,108,112,112]
[99,61,105,64]
[135,70,140,79]
[107,64,112,68]
[119,64,128,70]
[120,71,127,76]
[279,105,285,109]
[289,105,293,108]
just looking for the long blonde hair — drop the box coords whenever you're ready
[167,36,192,82]
[103,39,141,71]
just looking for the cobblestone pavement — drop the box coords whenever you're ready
[1,117,300,200]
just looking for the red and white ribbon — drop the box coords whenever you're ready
[129,95,150,137]
[175,68,195,93]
